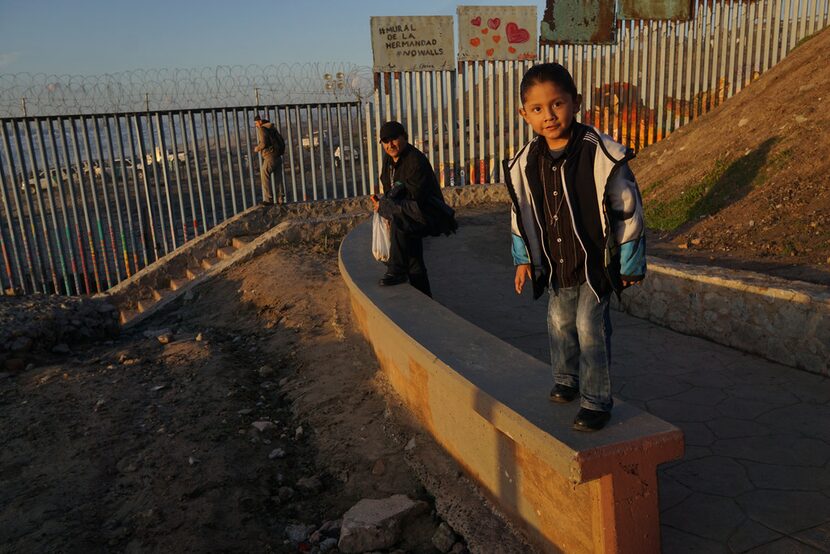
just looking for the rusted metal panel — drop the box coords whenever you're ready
[370,16,455,72]
[457,5,538,61]
[540,0,617,45]
[619,0,695,21]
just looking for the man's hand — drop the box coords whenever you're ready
[514,264,532,295]
[370,194,380,213]
[254,145,262,153]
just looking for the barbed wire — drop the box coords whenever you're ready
[0,62,375,117]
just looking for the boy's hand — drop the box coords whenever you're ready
[514,264,532,295]
[370,194,380,212]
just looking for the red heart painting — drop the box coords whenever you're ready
[488,18,501,30]
[481,28,488,34]
[508,46,516,53]
[471,16,481,26]
[506,22,530,44]
[493,35,501,43]
[486,48,495,57]
[470,37,481,47]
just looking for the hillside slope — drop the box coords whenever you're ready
[631,26,830,283]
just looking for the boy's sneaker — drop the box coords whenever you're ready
[549,384,578,403]
[573,408,611,432]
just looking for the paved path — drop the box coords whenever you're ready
[423,206,830,553]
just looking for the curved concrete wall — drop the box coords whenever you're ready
[339,222,683,554]
[614,257,830,376]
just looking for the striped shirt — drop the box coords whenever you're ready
[539,146,586,289]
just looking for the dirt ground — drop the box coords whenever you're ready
[0,240,533,553]
[632,26,830,286]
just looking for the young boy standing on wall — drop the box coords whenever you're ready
[505,63,647,431]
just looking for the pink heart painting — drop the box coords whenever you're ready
[506,22,530,44]
[470,16,481,26]
[488,18,501,30]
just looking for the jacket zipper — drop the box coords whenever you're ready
[559,160,600,303]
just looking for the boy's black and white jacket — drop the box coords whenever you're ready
[504,122,647,301]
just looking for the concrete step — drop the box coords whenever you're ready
[216,246,236,260]
[136,298,155,313]
[119,309,136,325]
[201,256,219,270]
[232,235,254,249]
[170,278,189,291]
[185,266,203,280]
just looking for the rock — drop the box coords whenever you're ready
[296,475,323,493]
[4,358,25,373]
[319,538,338,552]
[151,384,166,392]
[690,238,702,246]
[317,519,341,537]
[285,523,315,544]
[371,459,386,476]
[338,495,427,553]
[252,421,277,432]
[157,332,173,345]
[195,333,203,342]
[295,426,304,440]
[278,486,295,501]
[258,365,274,377]
[188,456,199,466]
[677,241,689,249]
[51,343,70,354]
[451,543,469,554]
[404,438,416,451]
[279,377,290,387]
[9,336,32,353]
[237,408,253,415]
[432,522,457,553]
[269,448,286,460]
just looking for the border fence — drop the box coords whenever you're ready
[0,103,367,295]
[366,0,830,187]
[1,0,828,296]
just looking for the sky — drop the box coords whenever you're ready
[0,0,546,75]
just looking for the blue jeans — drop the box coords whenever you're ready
[547,282,613,412]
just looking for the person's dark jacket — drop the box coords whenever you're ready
[378,144,457,237]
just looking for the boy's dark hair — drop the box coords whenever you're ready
[520,63,578,104]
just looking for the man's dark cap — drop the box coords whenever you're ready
[379,121,406,141]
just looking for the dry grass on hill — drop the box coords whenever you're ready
[631,26,830,283]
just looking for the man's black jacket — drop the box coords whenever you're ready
[378,144,457,237]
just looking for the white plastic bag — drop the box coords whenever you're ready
[372,212,391,262]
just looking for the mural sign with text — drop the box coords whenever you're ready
[370,16,455,72]
[457,6,538,61]
[540,0,616,45]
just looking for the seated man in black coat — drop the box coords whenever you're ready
[371,121,456,297]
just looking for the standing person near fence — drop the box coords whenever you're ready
[371,120,457,297]
[254,114,286,206]
[506,63,646,432]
